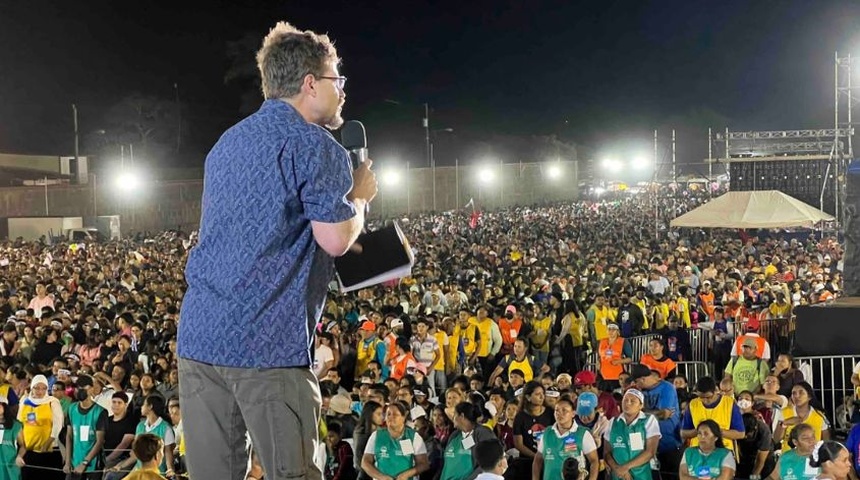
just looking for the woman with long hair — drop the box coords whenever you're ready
[778,382,830,453]
[431,404,454,448]
[510,381,554,479]
[768,423,819,480]
[353,401,383,480]
[438,402,497,480]
[679,420,736,480]
[773,354,805,397]
[555,300,586,375]
[808,441,852,480]
[444,388,465,422]
[361,401,429,480]
[533,396,599,480]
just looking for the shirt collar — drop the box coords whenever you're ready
[552,422,579,436]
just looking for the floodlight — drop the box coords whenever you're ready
[547,165,562,179]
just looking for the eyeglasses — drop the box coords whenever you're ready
[318,75,347,89]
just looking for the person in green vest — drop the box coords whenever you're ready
[769,423,820,480]
[361,401,429,480]
[603,389,661,480]
[439,402,497,480]
[62,375,108,478]
[679,419,736,480]
[532,396,599,480]
[0,399,25,480]
[108,394,175,477]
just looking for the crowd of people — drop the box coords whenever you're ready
[0,185,852,480]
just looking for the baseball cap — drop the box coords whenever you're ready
[573,370,597,387]
[607,323,619,331]
[556,373,573,383]
[742,337,757,348]
[505,305,517,315]
[390,318,404,329]
[545,387,560,398]
[577,392,599,416]
[624,388,645,404]
[359,320,376,332]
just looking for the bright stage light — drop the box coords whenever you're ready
[477,167,495,184]
[594,187,606,195]
[382,169,401,187]
[633,156,650,170]
[547,164,562,179]
[115,172,141,190]
[602,158,622,173]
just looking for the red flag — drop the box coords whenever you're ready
[469,211,481,229]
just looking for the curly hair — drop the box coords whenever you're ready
[256,21,339,100]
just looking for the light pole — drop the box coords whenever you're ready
[430,127,454,211]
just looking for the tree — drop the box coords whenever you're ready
[99,93,178,164]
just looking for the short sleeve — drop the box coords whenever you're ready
[602,419,615,441]
[645,415,662,439]
[512,413,528,436]
[582,430,597,455]
[163,425,176,446]
[854,362,860,375]
[681,408,695,431]
[536,435,544,453]
[413,433,427,455]
[755,423,773,450]
[721,450,737,470]
[364,431,378,456]
[296,129,356,223]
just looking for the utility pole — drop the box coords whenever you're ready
[72,104,80,183]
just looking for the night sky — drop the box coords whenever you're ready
[2,1,860,176]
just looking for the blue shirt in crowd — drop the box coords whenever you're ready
[643,379,682,453]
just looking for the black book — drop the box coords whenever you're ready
[334,221,414,292]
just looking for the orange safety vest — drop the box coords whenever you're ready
[698,292,715,320]
[724,291,741,319]
[391,352,417,380]
[499,318,522,346]
[599,337,625,380]
[640,354,676,379]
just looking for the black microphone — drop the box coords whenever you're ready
[341,120,368,169]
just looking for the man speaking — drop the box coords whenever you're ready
[177,21,377,480]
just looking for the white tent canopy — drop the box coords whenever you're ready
[670,190,835,229]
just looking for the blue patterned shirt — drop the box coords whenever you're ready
[178,99,355,368]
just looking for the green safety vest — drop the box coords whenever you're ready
[374,427,417,478]
[0,420,23,480]
[439,431,475,480]
[607,413,654,480]
[136,417,173,473]
[68,402,105,472]
[780,449,819,480]
[683,447,731,480]
[540,424,588,480]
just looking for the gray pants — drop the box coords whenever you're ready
[179,357,322,480]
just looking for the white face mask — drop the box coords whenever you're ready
[737,399,753,410]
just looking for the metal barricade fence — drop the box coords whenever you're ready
[794,354,860,428]
[689,328,712,363]
[628,333,663,360]
[674,361,710,388]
